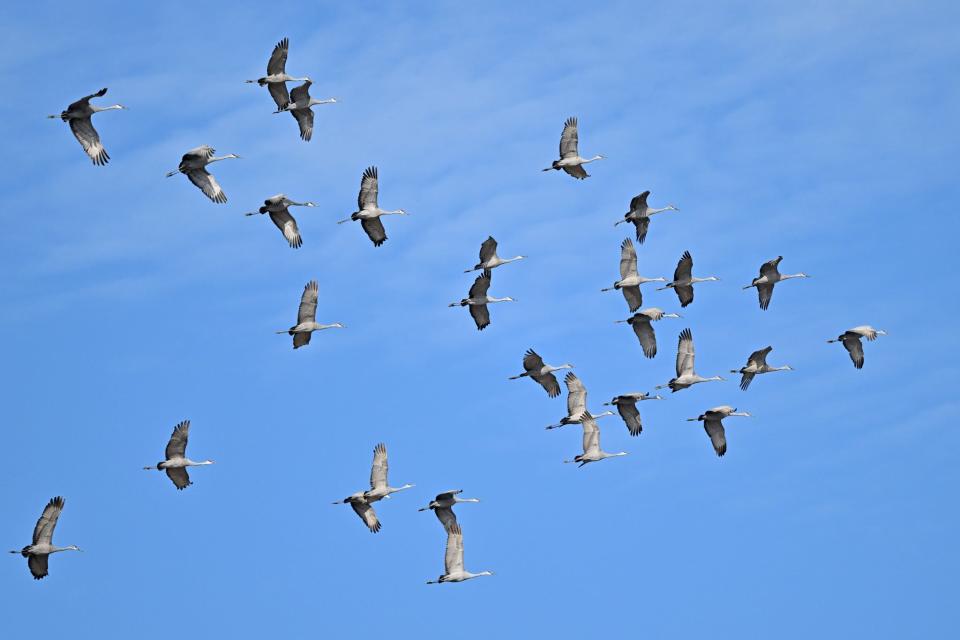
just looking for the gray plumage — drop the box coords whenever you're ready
[142,420,215,490]
[48,87,126,165]
[165,145,240,203]
[9,496,81,580]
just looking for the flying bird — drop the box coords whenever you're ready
[614,308,681,358]
[165,145,240,203]
[244,194,316,248]
[448,270,515,331]
[334,443,414,533]
[743,256,809,310]
[338,166,408,246]
[563,411,628,467]
[657,251,720,308]
[827,326,887,369]
[419,490,480,531]
[508,349,573,398]
[245,37,310,110]
[276,280,344,349]
[464,236,526,272]
[604,392,663,436]
[731,346,792,390]
[546,372,614,430]
[655,328,724,392]
[8,497,81,580]
[614,191,678,244]
[276,80,336,141]
[601,238,667,311]
[687,406,752,457]
[47,87,126,165]
[142,420,215,490]
[426,523,493,584]
[542,116,604,179]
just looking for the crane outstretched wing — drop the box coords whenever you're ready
[165,420,190,460]
[444,523,465,574]
[270,209,302,248]
[351,501,381,533]
[186,168,227,203]
[69,118,109,165]
[676,328,695,377]
[32,496,65,546]
[360,217,387,247]
[479,236,497,264]
[559,117,579,159]
[358,166,379,210]
[370,443,389,491]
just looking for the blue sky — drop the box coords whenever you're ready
[1,1,957,637]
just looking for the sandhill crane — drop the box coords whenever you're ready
[655,328,724,392]
[508,349,573,398]
[245,37,310,110]
[165,145,240,203]
[604,392,663,436]
[828,326,887,369]
[546,372,614,429]
[142,420,215,490]
[657,251,720,308]
[276,280,344,349]
[743,256,809,310]
[276,80,336,141]
[419,490,480,531]
[687,406,752,457]
[47,88,126,165]
[338,166,408,246]
[426,523,493,584]
[601,238,666,311]
[614,191,678,244]
[244,194,316,248]
[448,270,515,331]
[614,308,681,358]
[465,236,526,272]
[563,411,628,466]
[8,497,81,580]
[732,346,792,390]
[542,117,604,179]
[334,443,413,533]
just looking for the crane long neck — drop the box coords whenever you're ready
[92,104,124,112]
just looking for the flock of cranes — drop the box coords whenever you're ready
[13,35,888,583]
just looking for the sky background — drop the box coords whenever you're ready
[1,1,957,637]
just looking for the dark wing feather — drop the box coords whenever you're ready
[358,166,378,210]
[166,467,192,490]
[469,270,492,298]
[622,286,642,312]
[757,283,774,310]
[617,401,643,436]
[268,83,291,110]
[267,37,289,75]
[632,318,657,358]
[290,107,314,142]
[297,281,319,325]
[186,168,227,203]
[522,349,545,373]
[434,507,457,532]
[32,496,65,545]
[560,116,579,158]
[538,373,561,397]
[632,216,651,244]
[842,334,865,369]
[165,420,190,460]
[360,217,387,246]
[704,419,727,456]
[675,285,694,307]
[351,501,381,533]
[69,118,109,165]
[469,304,490,330]
[629,191,650,211]
[270,209,302,248]
[479,236,497,263]
[28,554,49,580]
[562,164,589,180]
[66,87,107,112]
